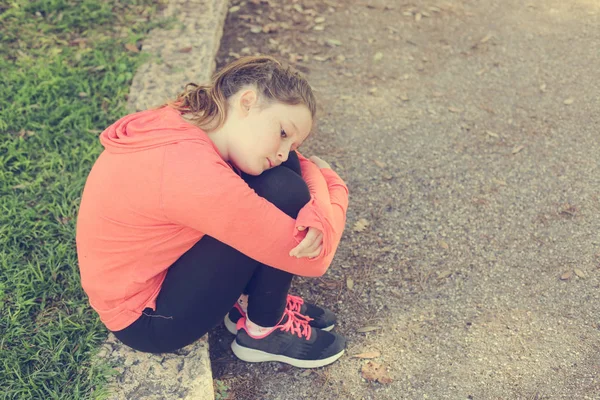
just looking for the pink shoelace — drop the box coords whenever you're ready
[278,308,312,340]
[286,294,304,314]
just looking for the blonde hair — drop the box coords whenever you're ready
[168,56,316,131]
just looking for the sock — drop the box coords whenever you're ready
[237,294,248,313]
[245,316,276,336]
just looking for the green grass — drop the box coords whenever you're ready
[0,1,169,398]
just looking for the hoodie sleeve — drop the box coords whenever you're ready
[160,142,348,277]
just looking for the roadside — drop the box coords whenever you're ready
[210,0,600,399]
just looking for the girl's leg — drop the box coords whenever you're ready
[240,152,303,326]
[112,153,308,353]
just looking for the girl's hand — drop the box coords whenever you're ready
[309,155,331,170]
[290,226,323,258]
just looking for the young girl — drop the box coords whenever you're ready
[76,56,349,368]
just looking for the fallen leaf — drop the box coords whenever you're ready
[346,277,354,290]
[512,145,525,154]
[415,13,422,21]
[78,92,88,97]
[353,218,369,232]
[439,240,449,250]
[373,52,383,62]
[540,83,547,92]
[313,55,329,62]
[560,270,573,280]
[352,351,381,359]
[314,16,326,23]
[228,5,241,13]
[299,370,312,377]
[399,93,409,101]
[373,160,386,168]
[250,26,262,33]
[574,268,586,278]
[361,361,393,384]
[563,98,574,105]
[383,174,393,180]
[326,38,342,46]
[437,270,452,279]
[486,130,499,138]
[357,326,381,333]
[179,46,193,53]
[493,178,507,186]
[124,43,139,53]
[313,25,325,31]
[448,106,463,113]
[368,87,378,95]
[480,33,493,43]
[293,4,303,13]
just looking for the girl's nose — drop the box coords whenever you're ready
[277,151,289,163]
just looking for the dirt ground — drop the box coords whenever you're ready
[208,0,600,398]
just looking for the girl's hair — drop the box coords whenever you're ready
[168,56,316,131]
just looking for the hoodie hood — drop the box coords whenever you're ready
[100,106,207,154]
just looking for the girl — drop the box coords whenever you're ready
[76,56,349,368]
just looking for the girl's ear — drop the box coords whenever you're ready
[238,89,258,116]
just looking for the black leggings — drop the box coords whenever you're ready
[112,152,310,353]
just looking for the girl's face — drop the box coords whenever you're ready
[227,91,313,176]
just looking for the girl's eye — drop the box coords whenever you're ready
[280,128,287,138]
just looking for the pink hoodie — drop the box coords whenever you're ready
[76,106,348,331]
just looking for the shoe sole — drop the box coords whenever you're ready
[231,340,345,368]
[224,313,334,335]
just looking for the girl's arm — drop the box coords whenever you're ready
[160,142,348,277]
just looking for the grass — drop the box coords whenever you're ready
[0,1,169,398]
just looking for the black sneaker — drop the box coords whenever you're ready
[224,294,336,334]
[231,309,346,368]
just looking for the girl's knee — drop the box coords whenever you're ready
[245,168,310,218]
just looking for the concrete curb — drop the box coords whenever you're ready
[97,1,229,399]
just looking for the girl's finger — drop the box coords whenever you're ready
[290,229,321,257]
[307,245,323,259]
[295,234,323,257]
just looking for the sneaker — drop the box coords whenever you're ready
[224,294,336,335]
[231,308,346,368]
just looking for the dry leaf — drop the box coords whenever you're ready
[346,277,354,290]
[229,5,241,13]
[540,83,547,92]
[373,160,386,168]
[486,130,499,138]
[357,326,381,333]
[399,93,409,101]
[353,218,369,232]
[373,52,383,62]
[439,240,449,250]
[313,55,329,62]
[512,145,524,154]
[299,370,312,377]
[352,351,381,359]
[361,361,393,384]
[574,268,586,278]
[179,47,193,53]
[493,178,507,186]
[313,25,325,31]
[437,270,452,279]
[480,33,493,43]
[314,16,326,23]
[326,38,342,46]
[78,92,88,97]
[415,13,422,21]
[448,106,463,113]
[368,87,378,95]
[560,270,573,280]
[563,98,574,105]
[124,43,139,53]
